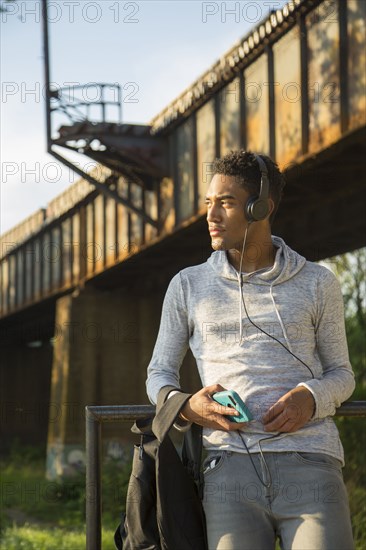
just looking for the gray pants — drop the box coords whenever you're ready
[202,450,354,550]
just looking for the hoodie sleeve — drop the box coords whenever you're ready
[146,272,190,404]
[297,267,355,419]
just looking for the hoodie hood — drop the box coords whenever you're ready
[207,235,306,286]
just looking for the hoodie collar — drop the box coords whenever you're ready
[207,235,306,286]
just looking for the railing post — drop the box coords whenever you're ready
[86,407,102,550]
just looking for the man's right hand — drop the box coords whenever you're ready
[179,384,249,431]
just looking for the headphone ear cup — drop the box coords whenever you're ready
[245,197,269,222]
[245,153,270,222]
[245,197,255,223]
[252,198,269,221]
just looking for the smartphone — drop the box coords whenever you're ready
[212,390,253,423]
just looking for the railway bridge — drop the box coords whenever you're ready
[0,0,365,477]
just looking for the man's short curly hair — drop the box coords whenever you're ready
[212,150,286,225]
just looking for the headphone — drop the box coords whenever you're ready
[244,153,270,222]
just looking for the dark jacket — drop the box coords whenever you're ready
[114,386,207,550]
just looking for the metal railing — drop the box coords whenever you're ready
[50,83,123,126]
[85,401,366,550]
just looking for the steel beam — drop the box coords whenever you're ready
[49,149,159,228]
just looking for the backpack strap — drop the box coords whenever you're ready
[152,385,192,442]
[153,386,204,498]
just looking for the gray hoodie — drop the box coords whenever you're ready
[146,236,355,464]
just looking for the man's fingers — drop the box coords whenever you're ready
[211,414,232,430]
[214,403,240,417]
[264,417,299,433]
[263,411,285,432]
[263,405,302,432]
[262,387,315,432]
[189,385,250,431]
[262,400,286,424]
[203,383,226,396]
[201,400,239,420]
[264,412,289,432]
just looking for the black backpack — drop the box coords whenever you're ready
[114,386,208,550]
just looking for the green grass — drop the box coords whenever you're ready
[0,444,130,549]
[0,525,116,550]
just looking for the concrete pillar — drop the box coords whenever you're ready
[46,285,151,478]
[46,280,204,479]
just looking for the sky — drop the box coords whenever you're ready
[0,0,288,235]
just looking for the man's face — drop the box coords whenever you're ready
[205,174,250,251]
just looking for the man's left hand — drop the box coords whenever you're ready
[262,386,316,433]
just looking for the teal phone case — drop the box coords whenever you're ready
[212,390,253,422]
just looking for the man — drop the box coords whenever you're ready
[146,150,355,550]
